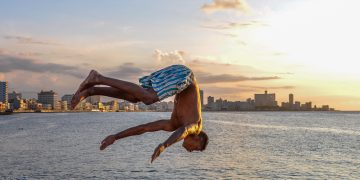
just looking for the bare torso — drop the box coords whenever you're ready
[170,78,202,131]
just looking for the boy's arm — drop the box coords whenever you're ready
[151,123,199,163]
[100,119,174,150]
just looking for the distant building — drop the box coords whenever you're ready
[38,90,58,110]
[86,95,100,104]
[61,94,73,107]
[294,101,301,110]
[111,100,119,112]
[254,91,277,108]
[0,102,7,111]
[8,91,22,102]
[200,90,204,107]
[301,102,312,111]
[207,96,214,105]
[0,81,8,107]
[289,94,294,107]
[61,101,68,111]
[8,91,23,110]
[215,98,224,110]
[167,101,174,111]
[322,105,330,111]
[281,102,290,109]
[207,96,215,110]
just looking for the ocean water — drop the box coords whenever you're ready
[0,112,359,179]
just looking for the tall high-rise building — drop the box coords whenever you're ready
[38,90,58,109]
[254,91,277,107]
[289,94,294,106]
[0,81,8,106]
[199,90,204,106]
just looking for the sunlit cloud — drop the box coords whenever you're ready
[196,72,280,84]
[153,49,186,66]
[201,0,251,13]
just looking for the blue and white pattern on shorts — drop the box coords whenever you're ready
[139,64,194,101]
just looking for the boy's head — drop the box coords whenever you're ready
[182,131,209,152]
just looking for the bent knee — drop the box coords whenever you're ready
[141,89,159,105]
[143,98,157,105]
[142,95,158,105]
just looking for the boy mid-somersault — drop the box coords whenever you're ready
[71,64,208,163]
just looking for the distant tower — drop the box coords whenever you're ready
[199,90,204,106]
[289,94,294,105]
[0,81,9,105]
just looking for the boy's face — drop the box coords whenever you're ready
[182,135,202,152]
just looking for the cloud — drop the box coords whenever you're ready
[3,35,60,45]
[239,85,296,90]
[107,63,152,80]
[153,49,186,66]
[202,0,251,13]
[187,58,260,75]
[201,20,267,30]
[0,55,83,78]
[196,72,280,84]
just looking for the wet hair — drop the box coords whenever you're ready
[198,131,209,151]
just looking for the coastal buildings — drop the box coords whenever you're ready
[0,81,8,109]
[205,96,255,111]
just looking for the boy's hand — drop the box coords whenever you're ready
[151,143,165,163]
[100,135,116,150]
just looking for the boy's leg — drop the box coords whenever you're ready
[71,86,141,109]
[73,70,159,106]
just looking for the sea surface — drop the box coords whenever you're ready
[0,112,359,179]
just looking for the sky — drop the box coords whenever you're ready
[1,0,360,110]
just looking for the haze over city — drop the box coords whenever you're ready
[1,0,360,110]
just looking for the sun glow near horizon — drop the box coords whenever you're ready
[253,0,360,74]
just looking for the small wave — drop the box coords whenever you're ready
[208,120,360,136]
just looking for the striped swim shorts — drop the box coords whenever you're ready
[139,64,194,101]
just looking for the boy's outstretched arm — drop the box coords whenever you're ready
[100,119,174,150]
[151,123,199,163]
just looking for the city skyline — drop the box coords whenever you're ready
[1,0,360,110]
[0,81,341,110]
[1,80,335,112]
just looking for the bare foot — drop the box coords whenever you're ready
[76,70,101,94]
[71,87,93,109]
